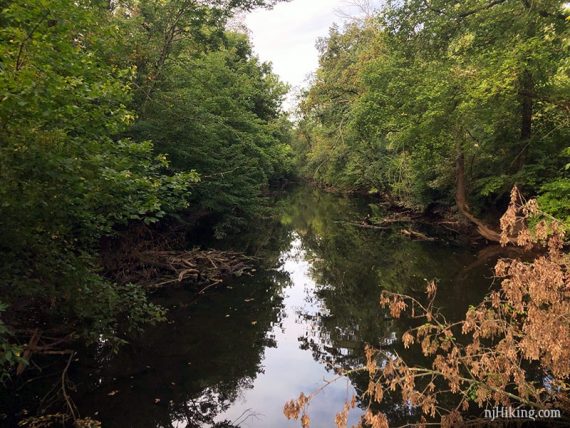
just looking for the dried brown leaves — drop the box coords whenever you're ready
[285,188,569,427]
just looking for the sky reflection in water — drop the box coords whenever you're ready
[62,186,496,427]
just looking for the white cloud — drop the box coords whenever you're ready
[246,0,348,91]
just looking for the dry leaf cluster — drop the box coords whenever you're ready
[285,188,569,427]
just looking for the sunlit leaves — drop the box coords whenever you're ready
[296,0,570,212]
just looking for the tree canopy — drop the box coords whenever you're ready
[295,0,569,225]
[0,0,292,376]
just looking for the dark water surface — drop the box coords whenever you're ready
[5,186,500,427]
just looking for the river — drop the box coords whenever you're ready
[4,185,499,427]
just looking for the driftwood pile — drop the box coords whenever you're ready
[337,206,468,241]
[101,223,257,292]
[113,248,256,292]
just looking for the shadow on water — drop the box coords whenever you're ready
[1,185,503,427]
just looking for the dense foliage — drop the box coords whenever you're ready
[130,31,292,235]
[0,0,291,378]
[295,0,570,221]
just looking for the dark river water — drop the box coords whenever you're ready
[3,186,501,427]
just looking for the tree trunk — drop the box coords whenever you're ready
[455,147,503,243]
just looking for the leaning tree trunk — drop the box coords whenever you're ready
[455,148,503,243]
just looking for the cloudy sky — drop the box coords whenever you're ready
[245,0,362,108]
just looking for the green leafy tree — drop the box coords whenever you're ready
[0,0,291,381]
[0,0,196,370]
[296,1,570,223]
[131,31,293,236]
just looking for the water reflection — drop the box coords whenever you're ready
[272,187,497,426]
[215,235,362,427]
[1,185,500,427]
[73,264,290,428]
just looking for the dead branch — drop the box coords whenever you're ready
[335,220,391,230]
[400,228,436,241]
[61,352,77,420]
[17,329,41,375]
[115,248,257,290]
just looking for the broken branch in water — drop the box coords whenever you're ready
[113,248,257,290]
[335,220,391,230]
[400,228,436,241]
